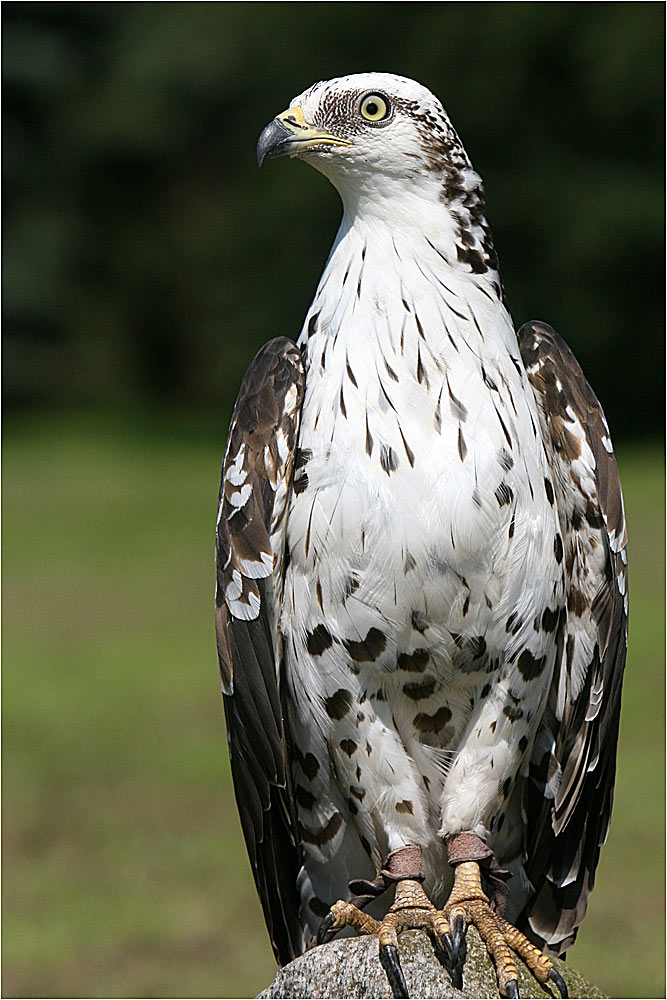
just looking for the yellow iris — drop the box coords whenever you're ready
[360,93,390,122]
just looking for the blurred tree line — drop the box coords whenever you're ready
[3,2,664,440]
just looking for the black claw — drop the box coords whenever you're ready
[441,925,464,991]
[452,939,466,991]
[548,968,568,999]
[451,913,465,962]
[443,915,466,991]
[506,979,520,999]
[380,943,409,999]
[450,962,463,992]
[317,911,337,946]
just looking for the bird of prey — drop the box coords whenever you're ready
[215,73,627,999]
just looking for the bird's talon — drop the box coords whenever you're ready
[380,943,409,999]
[506,978,520,998]
[548,968,568,999]
[440,930,454,962]
[316,910,337,946]
[451,912,465,959]
[453,939,466,989]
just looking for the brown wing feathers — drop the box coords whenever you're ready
[216,338,306,963]
[516,321,628,955]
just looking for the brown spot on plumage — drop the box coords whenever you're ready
[506,612,522,635]
[411,610,429,633]
[544,477,555,504]
[340,739,357,757]
[446,376,468,421]
[413,705,452,733]
[554,533,564,563]
[324,688,353,720]
[295,784,316,810]
[458,427,467,461]
[399,427,415,467]
[517,649,547,681]
[385,359,399,381]
[481,363,497,390]
[495,407,513,448]
[498,448,514,471]
[469,635,487,658]
[416,347,429,387]
[307,624,333,655]
[380,444,398,475]
[415,313,426,340]
[495,481,513,506]
[293,469,309,495]
[300,811,343,847]
[295,749,320,780]
[397,649,429,672]
[434,388,443,433]
[403,677,436,700]
[568,587,588,616]
[365,416,374,457]
[344,627,386,662]
[541,606,559,633]
[396,800,414,815]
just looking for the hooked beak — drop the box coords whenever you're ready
[257,105,352,166]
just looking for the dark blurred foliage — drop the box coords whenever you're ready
[3,2,664,439]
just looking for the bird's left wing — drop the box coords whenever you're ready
[215,337,306,964]
[516,320,628,955]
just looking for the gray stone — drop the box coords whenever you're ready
[258,929,606,999]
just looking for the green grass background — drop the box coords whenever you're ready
[3,417,664,998]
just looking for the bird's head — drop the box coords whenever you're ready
[257,72,484,225]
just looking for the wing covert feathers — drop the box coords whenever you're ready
[516,321,628,956]
[216,337,306,964]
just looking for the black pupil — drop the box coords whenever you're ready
[367,101,379,116]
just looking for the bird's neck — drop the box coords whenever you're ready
[298,201,511,365]
[318,156,502,287]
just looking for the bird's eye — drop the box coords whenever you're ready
[360,93,390,123]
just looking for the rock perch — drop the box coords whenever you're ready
[258,930,606,999]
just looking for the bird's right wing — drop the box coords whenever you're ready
[216,337,306,964]
[516,320,628,955]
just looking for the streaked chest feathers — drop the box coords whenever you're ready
[279,218,564,881]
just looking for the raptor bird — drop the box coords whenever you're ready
[215,73,627,999]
